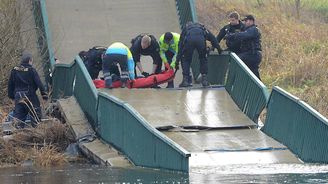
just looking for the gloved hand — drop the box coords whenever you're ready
[164,63,170,70]
[120,76,128,88]
[225,33,234,40]
[206,47,211,54]
[217,47,223,54]
[169,62,175,69]
[142,71,150,77]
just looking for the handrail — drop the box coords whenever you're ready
[32,0,56,89]
[39,0,55,69]
[74,56,98,129]
[98,92,190,172]
[272,87,328,124]
[225,53,269,123]
[74,56,98,100]
[100,93,190,157]
[263,86,328,163]
[52,61,76,99]
[175,0,198,30]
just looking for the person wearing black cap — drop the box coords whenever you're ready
[176,22,222,87]
[7,52,48,128]
[217,11,245,54]
[159,32,180,88]
[226,14,262,79]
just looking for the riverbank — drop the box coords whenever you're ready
[0,103,86,168]
[196,0,328,117]
[0,0,81,168]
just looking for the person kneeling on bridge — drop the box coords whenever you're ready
[130,34,162,77]
[176,22,222,87]
[102,42,135,88]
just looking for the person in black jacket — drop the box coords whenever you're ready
[176,22,221,87]
[130,34,162,77]
[226,15,262,79]
[8,52,48,128]
[84,46,107,80]
[217,11,245,54]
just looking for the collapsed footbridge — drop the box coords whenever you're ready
[32,0,328,172]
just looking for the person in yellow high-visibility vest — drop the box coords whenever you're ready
[159,32,180,88]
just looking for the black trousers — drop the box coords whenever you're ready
[238,51,262,80]
[181,37,207,77]
[14,91,41,127]
[87,60,119,80]
[102,54,128,78]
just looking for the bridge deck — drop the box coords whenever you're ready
[102,88,255,128]
[46,0,180,62]
[103,88,302,167]
[46,0,182,85]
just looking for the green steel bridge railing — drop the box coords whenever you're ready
[262,87,328,163]
[32,0,56,87]
[191,51,230,85]
[98,92,190,171]
[74,57,99,130]
[225,53,269,123]
[52,55,191,172]
[175,0,198,30]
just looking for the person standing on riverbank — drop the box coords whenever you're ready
[8,52,48,128]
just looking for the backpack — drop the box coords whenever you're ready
[186,22,206,35]
[85,46,107,68]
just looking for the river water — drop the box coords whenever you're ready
[1,163,328,183]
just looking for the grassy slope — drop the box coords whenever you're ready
[0,0,21,107]
[196,0,328,117]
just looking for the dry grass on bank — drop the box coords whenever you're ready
[0,0,46,107]
[0,0,79,168]
[0,0,22,105]
[0,119,75,167]
[196,0,328,117]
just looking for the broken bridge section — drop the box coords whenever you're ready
[103,88,301,168]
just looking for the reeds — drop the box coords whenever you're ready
[0,118,75,167]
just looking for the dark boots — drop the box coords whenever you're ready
[201,74,209,87]
[188,75,192,84]
[179,75,192,87]
[166,81,174,88]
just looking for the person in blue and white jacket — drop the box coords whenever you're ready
[102,42,135,88]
